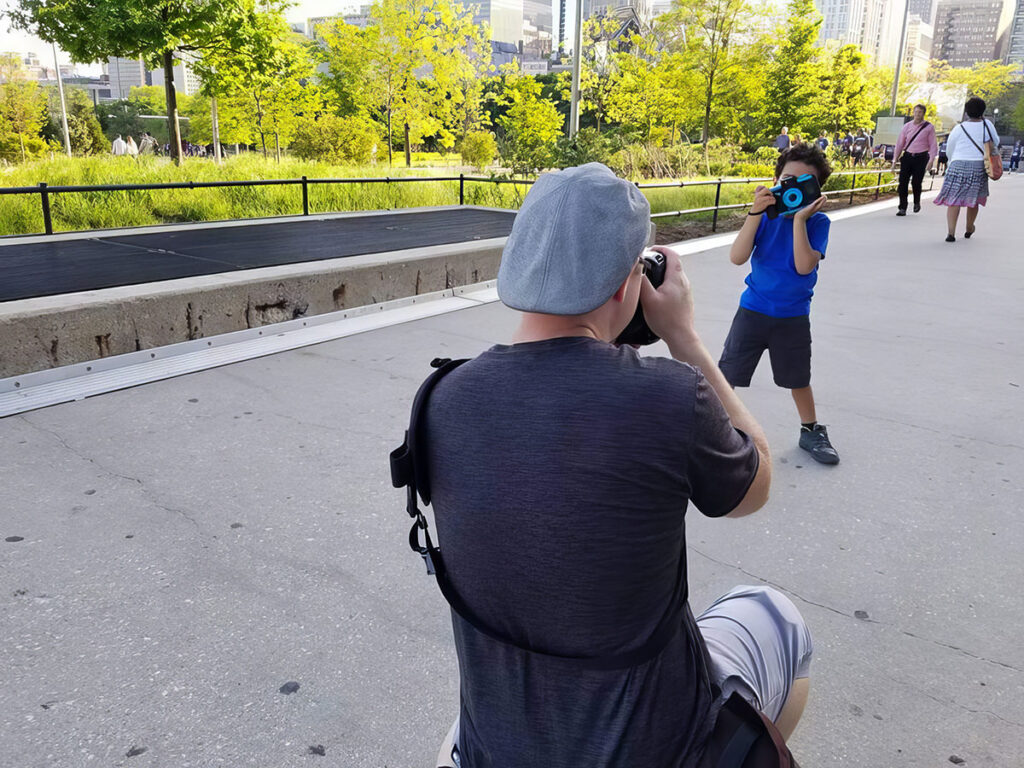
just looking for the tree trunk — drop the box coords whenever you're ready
[274,131,280,163]
[404,122,411,167]
[387,109,393,167]
[163,49,184,165]
[702,77,714,145]
[211,96,222,164]
[19,133,26,163]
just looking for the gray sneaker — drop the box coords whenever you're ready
[799,424,840,465]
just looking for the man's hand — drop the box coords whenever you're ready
[639,246,699,351]
[793,194,826,223]
[890,162,897,172]
[749,185,775,215]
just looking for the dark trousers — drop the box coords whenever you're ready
[898,152,929,210]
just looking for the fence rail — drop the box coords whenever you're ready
[0,167,917,238]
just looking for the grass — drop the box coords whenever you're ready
[0,155,897,236]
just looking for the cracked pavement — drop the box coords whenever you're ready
[2,182,1023,767]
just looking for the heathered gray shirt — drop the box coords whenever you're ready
[425,336,759,768]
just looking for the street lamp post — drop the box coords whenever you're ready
[52,43,72,157]
[569,0,584,137]
[889,0,911,117]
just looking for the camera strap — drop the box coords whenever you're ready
[390,357,690,671]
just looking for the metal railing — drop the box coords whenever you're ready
[0,167,918,237]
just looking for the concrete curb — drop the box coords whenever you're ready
[0,237,506,378]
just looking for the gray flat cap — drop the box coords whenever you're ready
[497,163,651,315]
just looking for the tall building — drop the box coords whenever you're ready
[583,0,651,23]
[468,0,525,45]
[817,0,902,66]
[523,0,554,59]
[818,0,869,47]
[149,52,202,96]
[908,0,938,25]
[904,14,935,74]
[107,57,149,100]
[1008,0,1024,65]
[932,0,1015,66]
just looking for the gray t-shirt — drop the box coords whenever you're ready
[426,336,759,768]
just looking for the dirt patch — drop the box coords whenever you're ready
[655,192,899,244]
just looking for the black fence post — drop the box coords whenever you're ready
[849,172,856,205]
[39,182,53,235]
[459,173,465,205]
[301,176,309,216]
[711,179,723,232]
[875,171,881,200]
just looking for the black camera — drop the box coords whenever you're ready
[766,173,821,219]
[615,250,666,347]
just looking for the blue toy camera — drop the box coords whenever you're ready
[766,174,821,219]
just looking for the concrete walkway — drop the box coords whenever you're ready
[2,180,1023,767]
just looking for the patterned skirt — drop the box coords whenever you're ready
[933,160,989,207]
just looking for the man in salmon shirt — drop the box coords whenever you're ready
[892,104,939,216]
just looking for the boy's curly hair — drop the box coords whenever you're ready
[775,144,832,184]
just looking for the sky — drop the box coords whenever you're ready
[0,1,364,77]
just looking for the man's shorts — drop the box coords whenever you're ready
[696,585,813,722]
[718,307,812,390]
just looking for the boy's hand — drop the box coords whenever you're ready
[793,194,826,222]
[749,185,775,215]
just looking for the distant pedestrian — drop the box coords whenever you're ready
[933,97,999,242]
[936,139,948,175]
[126,136,139,157]
[138,132,158,155]
[816,131,829,151]
[851,129,869,167]
[892,104,938,216]
[774,126,790,152]
[1010,141,1021,172]
[111,135,127,156]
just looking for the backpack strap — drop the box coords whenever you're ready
[391,357,689,671]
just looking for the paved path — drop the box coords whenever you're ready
[2,181,1023,767]
[0,208,515,302]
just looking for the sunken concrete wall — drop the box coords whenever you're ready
[0,239,505,378]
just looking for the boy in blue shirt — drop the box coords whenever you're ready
[719,144,839,464]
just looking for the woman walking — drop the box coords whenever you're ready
[934,97,999,242]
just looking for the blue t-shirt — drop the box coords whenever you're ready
[740,212,830,318]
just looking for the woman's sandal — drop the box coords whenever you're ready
[945,234,956,242]
[965,227,976,238]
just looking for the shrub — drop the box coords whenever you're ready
[290,115,379,164]
[459,131,497,171]
[554,127,613,168]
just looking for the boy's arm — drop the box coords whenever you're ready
[730,185,775,265]
[792,197,826,275]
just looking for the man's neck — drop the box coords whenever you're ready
[513,315,606,344]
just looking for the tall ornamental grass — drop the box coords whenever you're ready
[0,155,896,236]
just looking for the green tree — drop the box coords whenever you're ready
[318,0,490,166]
[803,44,874,135]
[662,0,758,144]
[11,0,290,163]
[606,36,673,142]
[928,59,1018,103]
[495,69,564,175]
[760,0,821,140]
[555,16,622,133]
[0,55,48,162]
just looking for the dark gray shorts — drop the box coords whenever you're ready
[718,307,812,390]
[696,585,814,722]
